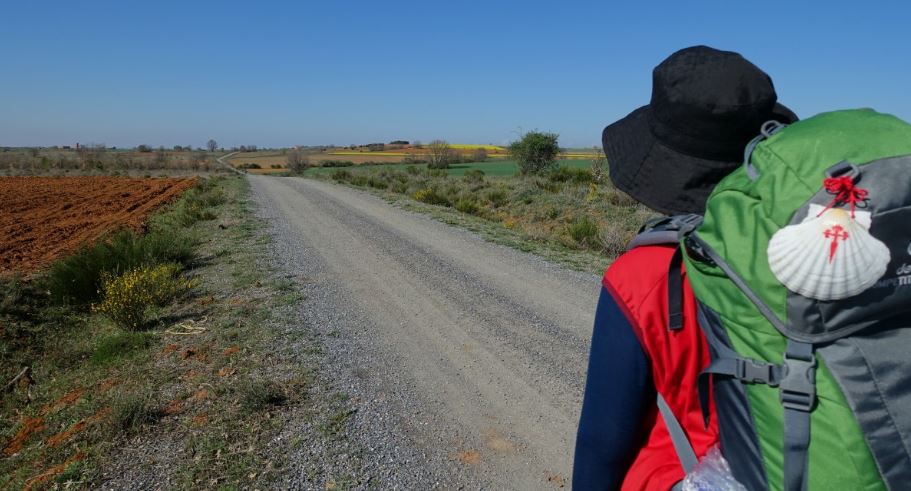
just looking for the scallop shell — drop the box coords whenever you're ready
[767,205,890,301]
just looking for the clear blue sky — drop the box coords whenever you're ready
[2,0,909,148]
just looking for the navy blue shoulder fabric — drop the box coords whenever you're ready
[573,286,652,490]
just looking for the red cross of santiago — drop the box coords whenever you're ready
[823,225,850,263]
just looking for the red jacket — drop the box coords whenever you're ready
[603,245,719,490]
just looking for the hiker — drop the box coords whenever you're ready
[572,46,798,490]
[577,43,911,491]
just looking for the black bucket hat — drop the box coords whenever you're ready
[603,45,798,215]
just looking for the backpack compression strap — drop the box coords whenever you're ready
[657,392,698,474]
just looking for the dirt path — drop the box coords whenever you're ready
[250,175,600,489]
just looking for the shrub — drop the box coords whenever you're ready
[366,176,388,189]
[601,221,638,260]
[92,263,194,330]
[454,197,481,215]
[585,182,600,201]
[330,169,352,181]
[390,181,409,194]
[239,162,261,169]
[443,182,463,197]
[485,188,509,208]
[161,185,225,226]
[547,166,592,184]
[111,391,163,433]
[534,178,562,193]
[412,188,450,206]
[0,275,25,316]
[405,165,422,175]
[46,228,194,305]
[568,216,602,249]
[319,160,355,168]
[427,140,458,169]
[403,155,428,165]
[605,187,641,207]
[590,148,607,183]
[287,150,309,174]
[463,169,486,183]
[508,131,561,175]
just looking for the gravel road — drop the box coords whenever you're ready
[250,175,600,489]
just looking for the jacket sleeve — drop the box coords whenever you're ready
[573,286,653,490]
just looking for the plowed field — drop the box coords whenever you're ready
[0,177,196,275]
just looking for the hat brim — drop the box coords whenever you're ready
[603,103,798,215]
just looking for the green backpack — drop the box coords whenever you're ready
[674,109,911,490]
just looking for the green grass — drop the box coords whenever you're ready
[305,159,592,177]
[110,390,165,433]
[317,405,356,438]
[90,331,156,365]
[237,378,290,414]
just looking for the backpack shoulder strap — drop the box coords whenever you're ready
[627,214,704,249]
[627,214,703,331]
[625,214,707,477]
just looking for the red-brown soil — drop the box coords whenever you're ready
[2,416,46,456]
[40,387,86,414]
[23,451,86,490]
[0,176,196,275]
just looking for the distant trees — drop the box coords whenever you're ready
[287,149,309,174]
[471,147,488,162]
[77,143,107,169]
[0,146,220,174]
[508,131,561,175]
[389,140,409,145]
[137,144,152,153]
[366,143,385,152]
[427,140,458,169]
[206,139,218,153]
[155,146,168,167]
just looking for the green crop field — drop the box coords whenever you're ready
[304,159,594,177]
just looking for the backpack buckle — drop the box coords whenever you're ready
[683,235,714,265]
[735,358,780,386]
[780,352,817,412]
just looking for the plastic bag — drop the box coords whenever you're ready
[681,446,747,491]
